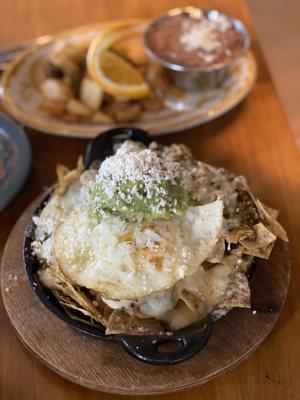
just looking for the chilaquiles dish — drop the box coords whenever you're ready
[31,141,288,335]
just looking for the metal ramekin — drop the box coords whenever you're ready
[144,7,250,91]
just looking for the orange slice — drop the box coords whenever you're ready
[87,25,151,99]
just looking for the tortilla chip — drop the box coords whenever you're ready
[224,225,254,244]
[241,223,276,250]
[255,199,288,242]
[221,254,242,268]
[219,272,251,309]
[60,302,100,326]
[53,289,103,323]
[230,246,244,257]
[220,245,251,271]
[260,202,279,219]
[179,290,207,316]
[43,265,109,325]
[106,310,163,335]
[238,176,256,201]
[243,241,275,259]
[241,179,286,240]
[55,156,84,195]
[102,304,114,323]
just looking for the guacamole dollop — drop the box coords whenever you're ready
[89,141,189,220]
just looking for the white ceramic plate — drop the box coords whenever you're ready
[0,22,257,138]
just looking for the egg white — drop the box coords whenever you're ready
[53,199,224,300]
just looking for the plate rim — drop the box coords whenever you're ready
[0,22,257,138]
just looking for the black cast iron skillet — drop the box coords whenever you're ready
[23,127,256,365]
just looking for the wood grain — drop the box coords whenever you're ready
[247,0,300,145]
[0,1,299,399]
[0,193,290,395]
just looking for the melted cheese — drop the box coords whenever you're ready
[99,264,232,330]
[53,200,223,300]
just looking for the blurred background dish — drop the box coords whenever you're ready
[144,7,250,109]
[144,8,249,78]
[0,20,256,138]
[0,113,31,212]
[144,8,249,71]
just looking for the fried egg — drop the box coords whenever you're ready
[53,199,223,300]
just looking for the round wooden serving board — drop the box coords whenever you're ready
[1,194,290,395]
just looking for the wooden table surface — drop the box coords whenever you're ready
[248,0,300,145]
[0,1,299,399]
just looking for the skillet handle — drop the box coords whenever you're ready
[118,316,213,365]
[85,127,152,168]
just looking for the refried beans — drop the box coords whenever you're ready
[147,14,245,68]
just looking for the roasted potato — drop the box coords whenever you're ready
[105,102,142,122]
[40,78,74,102]
[79,78,103,110]
[39,98,66,117]
[91,111,114,124]
[65,99,92,118]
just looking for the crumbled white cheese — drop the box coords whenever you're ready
[180,15,231,52]
[179,264,188,279]
[92,141,181,215]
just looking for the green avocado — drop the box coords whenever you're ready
[90,177,189,220]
